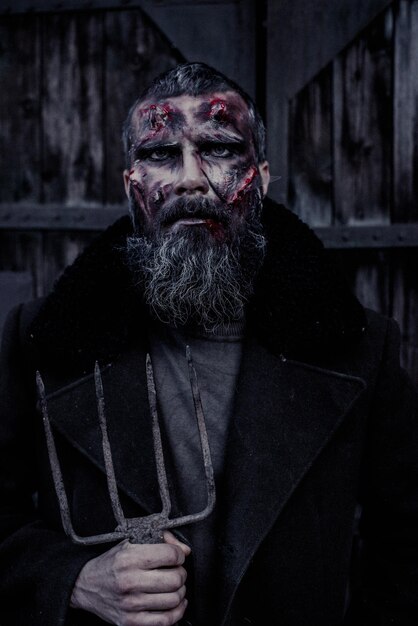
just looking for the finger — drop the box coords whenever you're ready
[123,585,187,612]
[138,598,188,626]
[119,566,187,594]
[163,531,191,557]
[123,542,186,569]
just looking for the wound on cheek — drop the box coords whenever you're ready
[229,166,259,204]
[153,189,165,206]
[129,179,146,208]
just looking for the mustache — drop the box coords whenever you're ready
[157,197,231,229]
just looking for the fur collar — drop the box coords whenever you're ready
[27,198,367,373]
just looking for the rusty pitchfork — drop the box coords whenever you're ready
[36,346,216,544]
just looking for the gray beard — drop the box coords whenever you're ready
[125,196,266,331]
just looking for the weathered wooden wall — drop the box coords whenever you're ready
[266,0,393,205]
[288,0,418,382]
[1,0,417,385]
[0,8,182,300]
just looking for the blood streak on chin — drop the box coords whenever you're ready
[209,99,228,123]
[229,166,258,204]
[204,219,224,240]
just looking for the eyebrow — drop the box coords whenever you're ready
[133,131,246,152]
[196,131,245,144]
[132,140,179,156]
[134,135,177,150]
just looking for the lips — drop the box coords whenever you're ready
[170,217,207,231]
[166,216,225,235]
[160,200,229,236]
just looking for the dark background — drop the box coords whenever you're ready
[0,0,417,380]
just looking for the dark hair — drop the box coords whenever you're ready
[122,62,266,166]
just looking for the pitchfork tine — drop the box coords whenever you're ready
[94,362,127,531]
[163,346,215,530]
[38,348,216,545]
[36,371,79,540]
[186,345,216,515]
[146,354,171,517]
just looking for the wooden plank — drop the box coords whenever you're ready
[391,1,418,383]
[391,251,418,385]
[0,230,97,299]
[332,7,394,225]
[288,66,333,226]
[313,224,418,249]
[41,12,104,204]
[4,206,418,250]
[104,9,182,204]
[339,249,391,316]
[354,257,391,316]
[266,0,393,205]
[0,271,34,335]
[141,0,256,98]
[0,15,41,202]
[1,0,232,13]
[41,231,97,295]
[0,203,126,230]
[393,0,418,222]
[0,231,44,298]
[0,17,44,302]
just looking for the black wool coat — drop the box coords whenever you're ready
[1,198,418,626]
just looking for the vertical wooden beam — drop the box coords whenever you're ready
[331,8,394,330]
[391,250,418,383]
[40,12,105,295]
[333,8,393,225]
[0,15,41,202]
[104,9,182,205]
[41,12,105,204]
[353,252,392,315]
[0,15,44,300]
[393,0,418,222]
[288,66,333,226]
[266,0,393,204]
[338,249,392,317]
[391,0,418,382]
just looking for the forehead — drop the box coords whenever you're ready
[131,91,252,137]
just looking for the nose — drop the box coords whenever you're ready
[174,150,209,196]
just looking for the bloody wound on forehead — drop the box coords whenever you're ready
[209,99,228,123]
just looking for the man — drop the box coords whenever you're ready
[1,62,418,626]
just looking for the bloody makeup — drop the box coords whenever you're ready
[125,92,263,237]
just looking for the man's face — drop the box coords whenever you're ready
[123,91,270,237]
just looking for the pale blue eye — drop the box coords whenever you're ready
[202,145,233,158]
[149,149,171,161]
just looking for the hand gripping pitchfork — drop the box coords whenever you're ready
[36,347,216,545]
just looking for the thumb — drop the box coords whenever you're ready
[163,530,192,556]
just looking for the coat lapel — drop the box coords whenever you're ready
[218,338,366,623]
[42,348,162,516]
